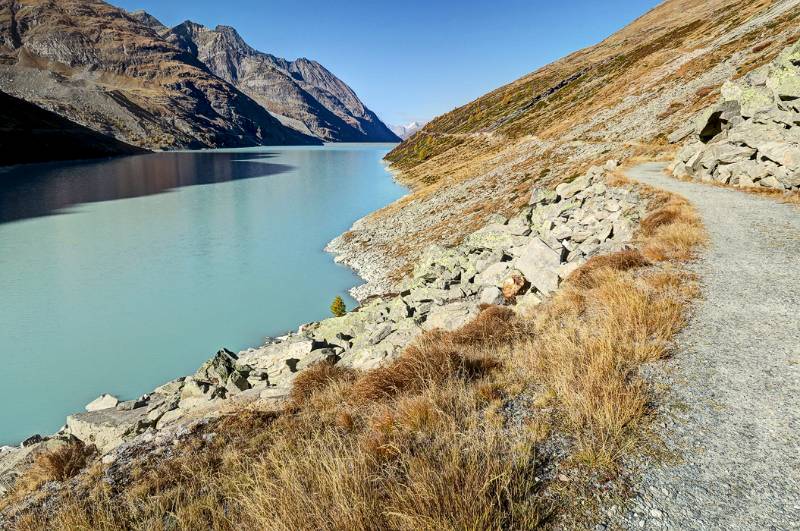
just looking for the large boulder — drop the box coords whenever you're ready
[480,286,505,306]
[513,238,562,295]
[766,42,800,101]
[66,407,151,453]
[474,262,511,288]
[422,302,480,332]
[720,82,772,118]
[695,100,742,141]
[462,225,528,253]
[673,40,800,191]
[195,348,251,393]
[85,394,119,412]
[237,338,326,388]
[757,142,800,171]
[555,174,591,199]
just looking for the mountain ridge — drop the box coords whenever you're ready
[166,20,400,143]
[0,0,398,152]
[0,0,321,150]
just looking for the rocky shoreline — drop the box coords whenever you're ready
[0,158,647,496]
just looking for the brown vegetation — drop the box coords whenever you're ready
[3,181,706,530]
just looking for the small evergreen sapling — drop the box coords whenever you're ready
[330,296,347,317]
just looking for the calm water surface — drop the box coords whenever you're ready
[0,144,404,444]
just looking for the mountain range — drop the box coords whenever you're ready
[167,22,399,143]
[390,121,426,140]
[0,0,398,157]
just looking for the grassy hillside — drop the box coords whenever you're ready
[352,0,798,286]
[388,0,797,180]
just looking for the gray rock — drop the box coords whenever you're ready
[422,302,480,332]
[85,394,119,412]
[513,237,562,295]
[529,188,558,206]
[513,293,542,315]
[555,174,592,199]
[154,378,185,395]
[66,407,151,453]
[474,262,511,288]
[758,142,800,171]
[479,286,505,306]
[195,348,249,389]
[758,175,784,189]
[706,143,756,164]
[463,225,528,253]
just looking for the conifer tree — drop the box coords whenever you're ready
[330,296,347,317]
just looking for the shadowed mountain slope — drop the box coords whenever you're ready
[0,90,145,166]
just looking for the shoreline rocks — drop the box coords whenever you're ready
[670,41,800,190]
[0,159,647,494]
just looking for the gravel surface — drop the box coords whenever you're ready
[615,163,800,530]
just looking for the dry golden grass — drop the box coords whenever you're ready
[744,187,800,205]
[526,266,697,468]
[567,249,651,289]
[639,193,707,261]
[7,441,94,499]
[4,185,705,530]
[288,359,357,408]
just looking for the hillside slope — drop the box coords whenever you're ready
[0,91,145,165]
[333,0,800,298]
[167,21,399,143]
[0,0,319,150]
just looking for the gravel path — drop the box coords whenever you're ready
[615,163,800,530]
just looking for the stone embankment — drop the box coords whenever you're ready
[0,159,647,494]
[671,41,800,190]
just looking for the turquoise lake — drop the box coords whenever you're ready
[0,144,404,445]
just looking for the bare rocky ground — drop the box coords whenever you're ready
[614,162,800,530]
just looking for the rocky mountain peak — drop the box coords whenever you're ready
[165,22,398,142]
[127,9,167,34]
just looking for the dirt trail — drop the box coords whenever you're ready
[617,162,800,530]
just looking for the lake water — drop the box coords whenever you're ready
[0,144,404,445]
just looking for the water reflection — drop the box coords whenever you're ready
[0,152,291,224]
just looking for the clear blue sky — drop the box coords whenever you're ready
[113,0,662,126]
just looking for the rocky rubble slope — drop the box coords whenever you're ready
[671,40,800,190]
[0,159,645,491]
[167,21,399,143]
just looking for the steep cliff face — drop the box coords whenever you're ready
[0,0,320,150]
[0,90,145,165]
[168,21,400,143]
